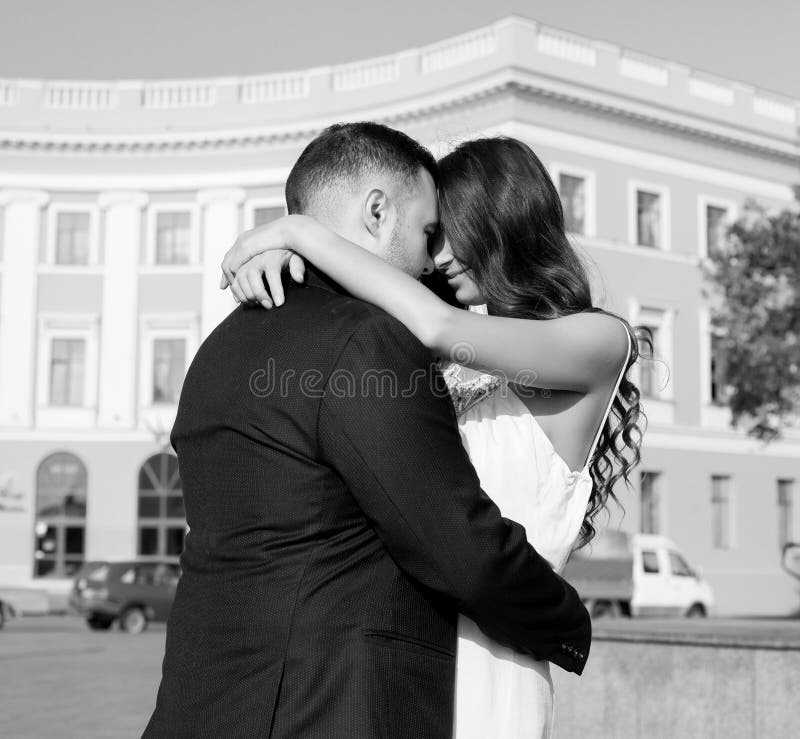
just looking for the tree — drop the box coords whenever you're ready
[704,199,800,440]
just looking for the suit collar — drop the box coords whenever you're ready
[300,262,351,297]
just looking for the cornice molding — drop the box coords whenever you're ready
[97,190,149,209]
[0,188,50,206]
[1,76,797,165]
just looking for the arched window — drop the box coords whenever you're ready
[34,452,87,577]
[138,453,185,561]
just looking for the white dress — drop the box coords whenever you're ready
[442,305,630,739]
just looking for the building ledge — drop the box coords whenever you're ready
[593,617,800,650]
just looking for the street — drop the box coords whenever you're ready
[0,614,164,738]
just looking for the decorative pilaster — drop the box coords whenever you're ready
[197,188,245,339]
[96,191,149,428]
[0,189,50,427]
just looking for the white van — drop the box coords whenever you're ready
[562,531,715,618]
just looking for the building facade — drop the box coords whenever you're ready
[1,17,798,614]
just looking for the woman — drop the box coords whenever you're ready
[220,137,646,738]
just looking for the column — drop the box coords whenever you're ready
[97,191,148,428]
[0,189,49,427]
[197,188,245,340]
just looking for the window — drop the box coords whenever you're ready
[37,314,99,426]
[778,479,795,549]
[244,200,286,230]
[699,197,736,260]
[632,304,673,404]
[34,453,87,578]
[636,190,661,247]
[139,315,198,417]
[132,562,181,587]
[705,205,729,258]
[709,330,730,406]
[668,551,694,577]
[155,211,192,265]
[152,338,186,404]
[711,475,733,549]
[49,338,86,406]
[55,212,90,265]
[551,165,595,237]
[641,550,660,574]
[138,453,186,561]
[640,471,661,534]
[46,206,99,267]
[252,206,285,228]
[559,174,586,235]
[638,325,659,398]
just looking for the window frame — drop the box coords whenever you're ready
[243,197,286,230]
[36,313,99,427]
[138,313,199,428]
[151,337,188,406]
[628,179,671,250]
[33,451,88,579]
[549,163,597,238]
[697,195,738,260]
[778,478,796,550]
[44,202,101,269]
[711,474,736,550]
[137,453,186,563]
[629,298,675,413]
[145,202,200,268]
[640,470,664,535]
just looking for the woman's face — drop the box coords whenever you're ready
[431,235,484,306]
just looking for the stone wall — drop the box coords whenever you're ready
[552,620,800,739]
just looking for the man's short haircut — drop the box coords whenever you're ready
[285,122,438,216]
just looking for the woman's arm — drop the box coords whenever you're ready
[221,214,629,392]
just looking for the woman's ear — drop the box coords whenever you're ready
[362,188,389,238]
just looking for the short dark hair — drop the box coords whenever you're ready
[285,122,437,215]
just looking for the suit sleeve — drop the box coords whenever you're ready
[317,313,591,674]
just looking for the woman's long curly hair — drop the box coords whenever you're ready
[435,137,650,547]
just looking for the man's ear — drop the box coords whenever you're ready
[362,188,389,238]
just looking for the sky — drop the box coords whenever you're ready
[0,0,797,98]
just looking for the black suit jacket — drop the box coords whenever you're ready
[143,266,590,739]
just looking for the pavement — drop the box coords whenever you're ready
[0,614,165,738]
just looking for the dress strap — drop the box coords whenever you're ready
[582,323,632,469]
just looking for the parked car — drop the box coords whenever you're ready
[562,531,715,618]
[69,560,180,633]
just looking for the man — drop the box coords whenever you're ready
[143,122,590,739]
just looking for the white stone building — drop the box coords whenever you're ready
[0,17,798,614]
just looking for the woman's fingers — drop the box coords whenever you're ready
[220,241,238,289]
[246,268,271,307]
[220,235,252,290]
[228,273,247,303]
[288,253,306,283]
[264,264,285,307]
[229,239,253,274]
[236,270,255,303]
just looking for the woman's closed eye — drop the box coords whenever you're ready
[426,228,443,258]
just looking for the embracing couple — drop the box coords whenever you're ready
[143,122,645,739]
